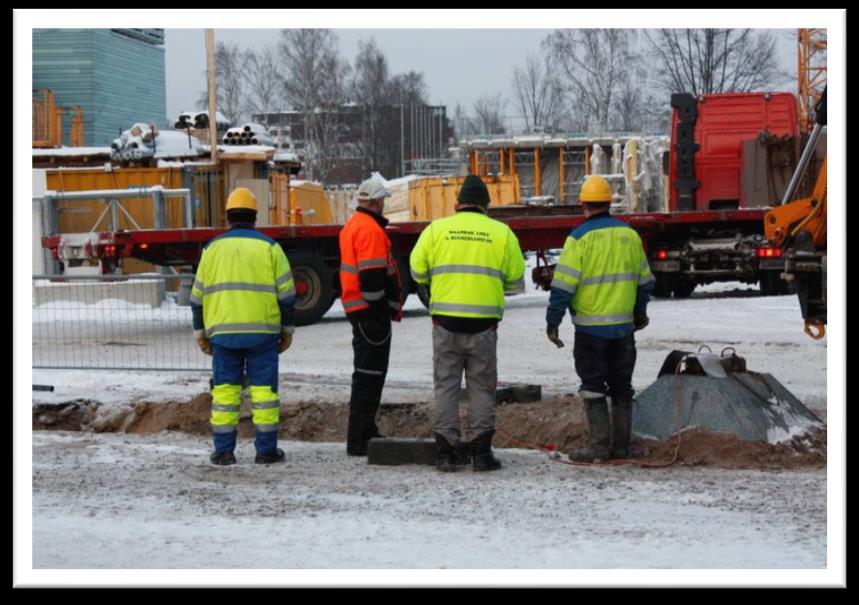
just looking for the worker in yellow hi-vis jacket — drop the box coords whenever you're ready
[410,175,525,473]
[191,187,296,466]
[545,175,655,463]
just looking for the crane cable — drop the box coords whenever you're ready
[496,355,691,469]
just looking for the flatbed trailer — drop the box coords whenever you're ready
[43,205,783,326]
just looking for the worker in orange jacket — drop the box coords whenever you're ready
[339,174,403,456]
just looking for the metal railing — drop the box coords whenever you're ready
[32,274,210,371]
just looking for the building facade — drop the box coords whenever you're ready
[33,29,167,147]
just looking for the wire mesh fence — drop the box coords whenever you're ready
[32,274,211,371]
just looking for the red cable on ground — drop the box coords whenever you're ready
[497,356,689,469]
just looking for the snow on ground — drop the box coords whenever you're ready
[32,276,828,414]
[28,263,831,572]
[31,431,826,570]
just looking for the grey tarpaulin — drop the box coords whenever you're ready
[633,350,823,444]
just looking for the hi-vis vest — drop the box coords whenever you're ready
[339,210,402,317]
[409,210,525,319]
[551,215,654,327]
[190,228,295,338]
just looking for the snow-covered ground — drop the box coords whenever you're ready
[24,271,838,579]
[31,431,825,570]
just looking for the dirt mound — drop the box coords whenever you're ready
[32,394,825,469]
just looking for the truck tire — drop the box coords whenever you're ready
[287,250,335,326]
[760,270,791,296]
[652,274,672,298]
[671,277,696,298]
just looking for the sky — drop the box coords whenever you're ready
[165,27,798,126]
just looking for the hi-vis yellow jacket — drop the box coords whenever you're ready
[190,226,296,342]
[546,213,654,337]
[409,209,525,319]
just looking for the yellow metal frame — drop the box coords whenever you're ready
[798,28,827,134]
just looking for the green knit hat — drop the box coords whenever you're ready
[458,175,490,206]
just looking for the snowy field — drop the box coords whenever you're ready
[24,274,838,580]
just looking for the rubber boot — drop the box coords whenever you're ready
[434,433,457,473]
[471,430,502,472]
[568,397,611,462]
[255,448,285,464]
[210,451,236,466]
[610,396,633,460]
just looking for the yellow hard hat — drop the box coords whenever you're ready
[579,175,612,203]
[225,187,257,212]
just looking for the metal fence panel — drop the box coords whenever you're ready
[32,274,210,371]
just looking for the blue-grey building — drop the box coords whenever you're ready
[33,29,167,147]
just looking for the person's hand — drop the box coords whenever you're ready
[634,313,650,332]
[279,327,294,354]
[194,329,212,356]
[546,326,565,348]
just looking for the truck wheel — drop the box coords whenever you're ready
[287,250,335,326]
[672,278,696,298]
[652,274,672,298]
[760,271,791,296]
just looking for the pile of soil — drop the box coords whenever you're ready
[32,394,826,470]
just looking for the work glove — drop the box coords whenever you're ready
[634,313,650,332]
[194,329,212,356]
[546,325,565,348]
[279,326,294,354]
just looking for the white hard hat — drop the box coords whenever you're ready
[357,172,391,201]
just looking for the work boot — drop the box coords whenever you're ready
[434,433,458,473]
[210,450,236,466]
[471,430,502,472]
[255,448,285,464]
[610,396,634,459]
[568,397,611,463]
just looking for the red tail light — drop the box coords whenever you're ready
[757,247,783,258]
[656,250,669,261]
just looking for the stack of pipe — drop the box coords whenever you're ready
[222,123,273,146]
[110,123,160,162]
[174,111,230,132]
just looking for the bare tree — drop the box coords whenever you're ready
[645,29,782,94]
[511,53,564,132]
[351,38,390,175]
[471,93,508,135]
[387,71,428,106]
[196,42,246,125]
[278,29,348,183]
[243,46,283,120]
[543,29,638,132]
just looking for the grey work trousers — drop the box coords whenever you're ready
[432,324,498,445]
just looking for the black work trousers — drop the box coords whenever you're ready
[573,331,637,400]
[347,314,392,455]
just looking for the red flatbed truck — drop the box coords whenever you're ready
[42,205,777,326]
[42,91,799,325]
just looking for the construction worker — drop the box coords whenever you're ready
[545,175,655,462]
[190,187,296,466]
[410,175,525,472]
[339,174,403,456]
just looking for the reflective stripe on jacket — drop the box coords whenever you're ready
[191,226,295,339]
[547,213,654,331]
[409,209,525,320]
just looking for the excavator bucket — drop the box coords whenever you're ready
[633,350,823,444]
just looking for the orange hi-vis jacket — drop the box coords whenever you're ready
[339,208,403,321]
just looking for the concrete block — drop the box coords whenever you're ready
[367,437,471,466]
[33,279,166,308]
